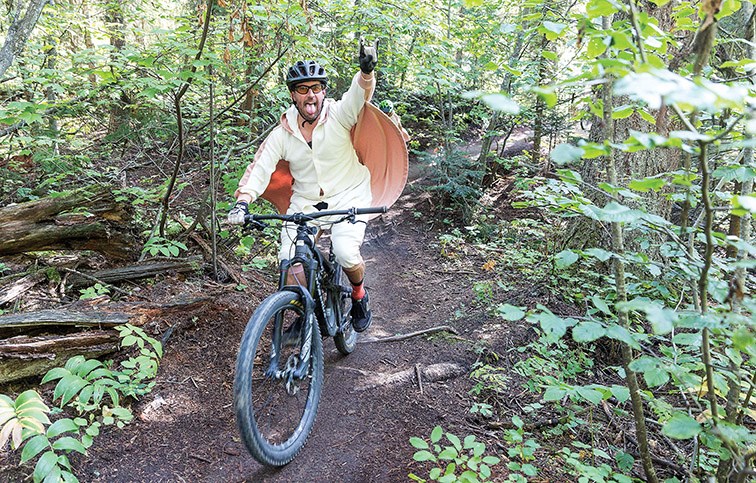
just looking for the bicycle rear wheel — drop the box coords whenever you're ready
[332,266,357,355]
[234,290,324,466]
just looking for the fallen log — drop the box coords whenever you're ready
[354,362,466,391]
[0,331,120,384]
[0,298,213,383]
[0,309,130,339]
[65,256,203,288]
[0,188,136,259]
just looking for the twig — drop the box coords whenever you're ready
[415,364,424,394]
[360,325,459,343]
[601,400,688,476]
[189,454,212,463]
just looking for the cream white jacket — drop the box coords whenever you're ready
[236,72,375,211]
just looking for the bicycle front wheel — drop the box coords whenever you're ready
[234,290,324,466]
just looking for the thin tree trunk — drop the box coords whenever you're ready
[157,0,213,236]
[604,11,659,482]
[0,0,50,78]
[105,0,127,134]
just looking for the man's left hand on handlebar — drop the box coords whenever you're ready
[228,201,249,225]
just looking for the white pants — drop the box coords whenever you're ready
[278,181,372,269]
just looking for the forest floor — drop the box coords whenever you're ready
[2,142,572,482]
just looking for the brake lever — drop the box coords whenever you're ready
[243,219,266,230]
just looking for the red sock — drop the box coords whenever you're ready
[351,282,365,300]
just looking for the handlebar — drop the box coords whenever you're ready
[243,206,387,227]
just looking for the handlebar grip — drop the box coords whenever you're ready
[354,206,388,215]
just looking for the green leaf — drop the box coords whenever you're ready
[446,432,461,450]
[541,21,567,40]
[542,51,558,61]
[615,451,635,472]
[534,311,571,340]
[20,434,49,463]
[410,437,428,450]
[47,419,79,439]
[33,451,59,481]
[413,450,436,462]
[543,386,567,401]
[587,36,608,58]
[586,0,619,17]
[532,86,557,108]
[54,375,89,406]
[496,304,525,321]
[582,202,644,223]
[430,426,443,443]
[74,359,103,379]
[644,367,670,387]
[16,391,49,412]
[605,324,640,349]
[572,321,606,343]
[610,385,630,403]
[576,386,604,405]
[480,94,520,114]
[662,414,702,439]
[592,295,613,316]
[629,177,666,192]
[438,447,458,460]
[482,455,500,465]
[121,335,138,347]
[522,463,538,476]
[554,250,579,269]
[550,143,584,165]
[612,105,634,119]
[51,436,87,454]
[584,248,612,262]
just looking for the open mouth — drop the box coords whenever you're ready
[304,101,318,117]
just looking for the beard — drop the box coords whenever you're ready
[294,97,323,124]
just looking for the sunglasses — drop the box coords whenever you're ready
[293,83,325,95]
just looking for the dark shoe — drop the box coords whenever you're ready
[282,316,303,347]
[351,291,372,333]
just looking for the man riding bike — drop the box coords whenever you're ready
[227,41,383,333]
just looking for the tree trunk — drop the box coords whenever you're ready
[0,188,136,259]
[0,0,50,78]
[105,0,128,134]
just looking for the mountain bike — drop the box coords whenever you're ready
[234,206,387,466]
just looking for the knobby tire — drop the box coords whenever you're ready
[332,266,357,355]
[234,290,324,466]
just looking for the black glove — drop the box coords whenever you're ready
[359,38,378,74]
[227,201,249,225]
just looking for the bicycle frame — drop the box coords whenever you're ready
[244,207,386,383]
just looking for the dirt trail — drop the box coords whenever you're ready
[67,172,482,482]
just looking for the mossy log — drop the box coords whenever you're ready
[0,188,136,259]
[0,331,120,384]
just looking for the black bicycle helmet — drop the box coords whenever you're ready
[286,60,328,90]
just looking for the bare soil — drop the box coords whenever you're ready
[1,160,545,482]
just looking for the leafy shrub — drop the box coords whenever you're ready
[0,324,163,482]
[409,426,501,482]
